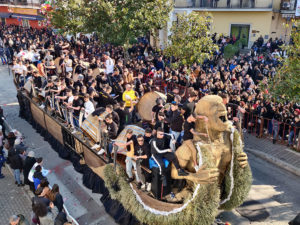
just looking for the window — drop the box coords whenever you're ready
[230,24,250,48]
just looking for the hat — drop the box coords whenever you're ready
[295,109,300,114]
[28,151,35,157]
[103,52,110,56]
[171,101,178,106]
[78,74,84,80]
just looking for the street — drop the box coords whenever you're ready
[0,64,299,225]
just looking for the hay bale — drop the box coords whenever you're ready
[137,91,166,121]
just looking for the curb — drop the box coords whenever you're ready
[245,147,300,177]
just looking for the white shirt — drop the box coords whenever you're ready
[68,95,74,104]
[28,162,50,182]
[84,100,95,118]
[105,58,114,74]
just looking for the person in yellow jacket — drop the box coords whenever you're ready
[122,84,139,123]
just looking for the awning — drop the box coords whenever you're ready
[11,14,44,21]
[0,12,12,18]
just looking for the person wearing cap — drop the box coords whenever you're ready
[165,101,184,143]
[23,151,36,188]
[166,87,179,103]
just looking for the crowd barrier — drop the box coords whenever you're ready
[241,111,300,151]
[17,91,140,225]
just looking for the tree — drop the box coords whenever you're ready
[50,0,173,46]
[164,12,218,68]
[50,0,86,35]
[264,21,300,103]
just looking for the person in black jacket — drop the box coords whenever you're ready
[166,101,184,142]
[51,184,64,212]
[23,151,36,190]
[8,148,24,186]
[151,128,188,178]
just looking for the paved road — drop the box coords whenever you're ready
[1,65,299,225]
[0,166,32,225]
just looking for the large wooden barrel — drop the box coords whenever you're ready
[137,91,166,122]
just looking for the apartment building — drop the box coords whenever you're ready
[158,0,298,48]
[0,0,45,28]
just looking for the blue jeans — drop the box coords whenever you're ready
[0,161,3,175]
[170,129,181,143]
[288,130,295,146]
[126,156,140,182]
[272,120,279,140]
[14,169,21,184]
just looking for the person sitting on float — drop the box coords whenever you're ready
[151,127,189,184]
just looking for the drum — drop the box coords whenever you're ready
[137,91,167,122]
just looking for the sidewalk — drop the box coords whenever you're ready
[0,166,32,225]
[244,133,300,176]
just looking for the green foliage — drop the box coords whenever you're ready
[103,146,220,225]
[224,44,239,59]
[164,12,218,67]
[220,130,252,210]
[265,21,300,103]
[50,0,172,46]
[50,0,86,36]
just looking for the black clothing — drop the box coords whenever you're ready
[127,135,138,151]
[53,193,64,212]
[72,98,83,117]
[166,92,175,103]
[183,121,195,141]
[8,149,23,170]
[134,143,150,168]
[183,100,195,119]
[152,105,163,121]
[115,108,127,130]
[105,121,118,139]
[150,135,172,155]
[23,156,36,185]
[32,196,50,207]
[154,120,169,133]
[166,110,184,132]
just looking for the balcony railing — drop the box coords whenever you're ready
[280,0,297,11]
[174,0,273,9]
[0,0,41,7]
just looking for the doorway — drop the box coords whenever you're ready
[230,24,250,48]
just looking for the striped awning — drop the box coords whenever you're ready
[11,14,44,21]
[0,12,12,18]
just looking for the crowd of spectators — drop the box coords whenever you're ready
[0,110,71,224]
[0,22,299,188]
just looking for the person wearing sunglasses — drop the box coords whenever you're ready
[151,127,188,182]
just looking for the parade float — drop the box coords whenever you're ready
[16,69,252,224]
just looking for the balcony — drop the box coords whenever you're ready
[0,0,42,8]
[280,0,296,17]
[174,0,273,11]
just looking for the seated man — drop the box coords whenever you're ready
[151,128,188,179]
[134,134,151,190]
[115,129,139,183]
